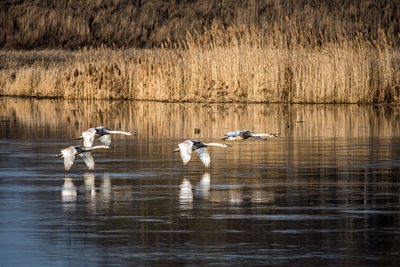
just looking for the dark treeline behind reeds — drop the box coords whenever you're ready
[1,0,399,49]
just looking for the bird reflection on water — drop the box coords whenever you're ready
[178,172,275,209]
[61,176,77,212]
[179,173,212,211]
[61,173,112,214]
[179,178,193,211]
[2,99,400,266]
[83,172,112,214]
[195,172,211,198]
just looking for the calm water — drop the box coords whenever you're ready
[1,98,400,266]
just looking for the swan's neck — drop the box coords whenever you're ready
[82,145,109,151]
[203,142,230,148]
[253,133,272,137]
[107,130,132,135]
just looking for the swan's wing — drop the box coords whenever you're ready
[250,135,266,141]
[257,133,279,138]
[223,131,241,140]
[62,147,76,171]
[99,134,112,146]
[178,141,193,165]
[237,130,248,135]
[82,129,96,147]
[79,151,95,170]
[224,131,239,137]
[196,147,211,167]
[249,133,268,141]
[95,126,110,132]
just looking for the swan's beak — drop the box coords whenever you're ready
[224,144,232,147]
[56,153,63,158]
[74,136,83,140]
[173,148,180,153]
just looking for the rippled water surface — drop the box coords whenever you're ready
[1,98,400,265]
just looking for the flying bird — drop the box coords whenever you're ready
[56,145,109,171]
[222,130,279,141]
[76,126,134,147]
[173,140,231,167]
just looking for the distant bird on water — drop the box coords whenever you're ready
[222,130,279,141]
[76,126,134,147]
[56,145,109,171]
[174,140,231,167]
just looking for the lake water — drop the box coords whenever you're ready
[1,98,400,265]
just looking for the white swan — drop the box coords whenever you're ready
[173,140,231,167]
[77,126,134,147]
[57,145,109,171]
[222,130,279,141]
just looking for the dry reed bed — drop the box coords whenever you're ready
[1,26,399,103]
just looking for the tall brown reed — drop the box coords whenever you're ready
[1,24,399,103]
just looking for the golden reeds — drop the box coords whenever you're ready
[1,24,399,103]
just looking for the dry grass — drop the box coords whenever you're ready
[1,24,400,103]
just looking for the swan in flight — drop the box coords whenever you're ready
[222,130,279,141]
[174,140,231,167]
[76,126,134,147]
[56,145,109,171]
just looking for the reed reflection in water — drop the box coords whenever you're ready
[1,98,400,265]
[1,98,400,140]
